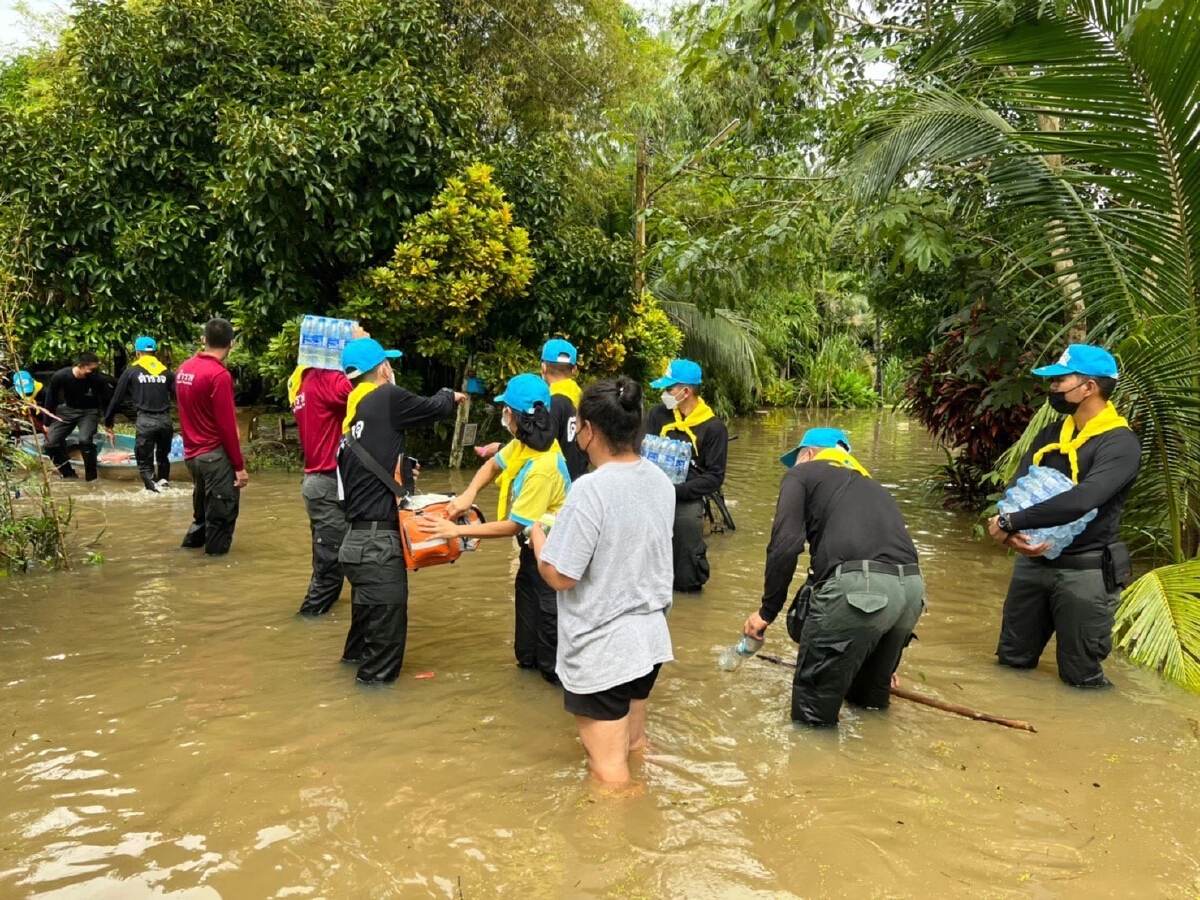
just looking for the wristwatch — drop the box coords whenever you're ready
[997,513,1016,534]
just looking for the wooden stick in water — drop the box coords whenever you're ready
[755,653,1037,733]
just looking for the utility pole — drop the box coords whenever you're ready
[633,128,648,298]
[631,119,739,299]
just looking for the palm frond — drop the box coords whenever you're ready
[994,400,1058,486]
[1114,560,1200,692]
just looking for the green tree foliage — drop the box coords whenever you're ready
[343,163,535,367]
[0,0,474,360]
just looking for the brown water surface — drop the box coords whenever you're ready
[1,411,1197,899]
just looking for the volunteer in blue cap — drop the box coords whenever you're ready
[336,337,464,684]
[988,344,1141,688]
[44,351,112,482]
[432,373,571,685]
[11,370,47,434]
[540,339,589,481]
[644,359,729,592]
[739,427,924,725]
[104,336,176,491]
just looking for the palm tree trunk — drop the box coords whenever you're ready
[1037,113,1088,342]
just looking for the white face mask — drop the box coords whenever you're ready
[502,408,513,432]
[661,390,681,411]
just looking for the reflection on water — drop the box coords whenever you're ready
[1,410,1198,898]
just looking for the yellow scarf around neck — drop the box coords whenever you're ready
[660,397,715,446]
[497,440,563,520]
[287,365,309,407]
[132,356,166,377]
[549,378,582,407]
[342,382,379,433]
[19,379,43,405]
[813,447,870,478]
[1032,401,1130,482]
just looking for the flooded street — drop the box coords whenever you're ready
[1,411,1197,899]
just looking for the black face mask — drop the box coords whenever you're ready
[1048,389,1081,415]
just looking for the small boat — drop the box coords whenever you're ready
[16,432,191,482]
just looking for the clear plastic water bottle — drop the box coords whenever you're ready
[671,440,692,484]
[642,434,661,468]
[169,435,184,460]
[660,438,676,479]
[299,315,318,367]
[718,635,764,671]
[325,318,344,370]
[997,465,1098,560]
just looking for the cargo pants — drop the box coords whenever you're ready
[672,498,711,593]
[45,404,99,480]
[996,554,1117,688]
[181,448,240,556]
[134,411,173,486]
[792,562,925,726]
[514,544,559,684]
[297,472,349,617]
[339,523,408,684]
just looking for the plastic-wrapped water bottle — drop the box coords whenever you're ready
[298,315,319,367]
[718,635,764,671]
[325,318,344,370]
[997,465,1098,560]
[169,435,184,461]
[670,440,692,484]
[660,438,676,479]
[642,434,661,468]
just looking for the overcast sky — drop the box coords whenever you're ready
[1,0,680,52]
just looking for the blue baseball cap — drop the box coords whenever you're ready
[651,358,703,390]
[13,370,36,397]
[134,336,157,352]
[780,427,851,468]
[341,337,401,379]
[541,339,578,366]
[494,373,551,414]
[1032,344,1119,379]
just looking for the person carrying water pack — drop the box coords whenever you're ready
[987,345,1141,688]
[104,336,176,492]
[429,374,571,685]
[289,352,353,617]
[176,319,247,556]
[742,428,924,726]
[44,351,110,481]
[644,359,728,592]
[336,337,463,684]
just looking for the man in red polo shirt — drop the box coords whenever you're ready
[176,318,247,556]
[290,355,353,616]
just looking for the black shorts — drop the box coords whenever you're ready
[563,664,662,721]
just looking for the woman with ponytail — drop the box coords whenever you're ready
[530,377,675,785]
[428,373,570,686]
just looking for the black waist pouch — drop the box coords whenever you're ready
[786,581,814,643]
[1103,542,1133,593]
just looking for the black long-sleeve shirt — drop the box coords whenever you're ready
[1006,420,1141,552]
[103,363,175,426]
[549,393,589,481]
[337,384,457,523]
[644,404,728,503]
[46,366,110,414]
[758,461,918,622]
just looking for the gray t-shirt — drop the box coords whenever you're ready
[540,458,675,694]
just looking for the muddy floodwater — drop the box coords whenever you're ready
[1,411,1197,899]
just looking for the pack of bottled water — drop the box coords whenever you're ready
[169,434,185,462]
[640,435,692,484]
[997,465,1097,560]
[299,316,359,370]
